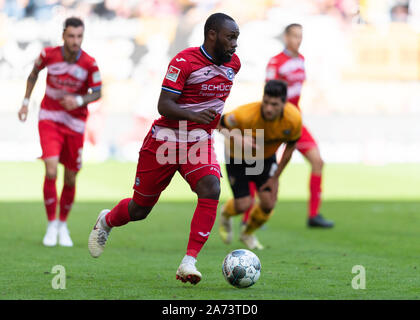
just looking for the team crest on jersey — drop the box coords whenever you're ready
[70,65,88,80]
[226,68,234,80]
[166,65,181,82]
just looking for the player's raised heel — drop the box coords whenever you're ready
[88,209,111,258]
[219,207,233,244]
[240,232,264,250]
[176,256,202,285]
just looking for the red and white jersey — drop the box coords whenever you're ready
[153,46,240,141]
[266,50,305,109]
[35,46,102,135]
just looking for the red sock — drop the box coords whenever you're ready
[59,184,75,222]
[242,182,256,223]
[43,176,57,221]
[309,173,322,218]
[186,198,219,258]
[105,198,131,227]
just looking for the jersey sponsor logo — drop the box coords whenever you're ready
[92,71,101,84]
[226,68,234,80]
[176,57,186,62]
[166,65,181,82]
[201,83,232,91]
[204,69,211,76]
[279,58,305,74]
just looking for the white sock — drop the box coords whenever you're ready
[100,215,112,232]
[48,219,58,227]
[181,255,197,265]
[58,221,67,228]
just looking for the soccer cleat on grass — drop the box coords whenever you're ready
[219,209,233,244]
[58,221,73,247]
[43,220,58,247]
[176,256,202,285]
[308,213,334,228]
[88,209,111,258]
[240,232,264,250]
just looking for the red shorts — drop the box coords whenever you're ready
[132,128,221,207]
[38,120,84,172]
[296,125,318,155]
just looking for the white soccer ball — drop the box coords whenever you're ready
[222,249,261,288]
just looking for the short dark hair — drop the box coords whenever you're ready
[204,13,235,39]
[284,23,302,34]
[264,80,288,103]
[63,17,84,31]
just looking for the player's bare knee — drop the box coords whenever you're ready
[312,157,324,173]
[195,176,220,200]
[128,200,152,221]
[260,204,274,214]
[234,198,252,213]
[45,171,57,180]
[44,161,58,179]
[45,167,57,180]
[64,171,77,187]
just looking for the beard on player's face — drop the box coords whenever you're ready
[214,35,233,64]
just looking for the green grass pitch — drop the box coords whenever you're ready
[1,161,420,299]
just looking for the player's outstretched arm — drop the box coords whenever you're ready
[259,141,296,194]
[157,90,216,124]
[18,65,40,122]
[273,141,297,178]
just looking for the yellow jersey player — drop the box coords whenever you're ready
[218,80,302,250]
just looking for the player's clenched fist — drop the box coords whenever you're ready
[188,108,217,124]
[60,95,82,111]
[18,105,29,122]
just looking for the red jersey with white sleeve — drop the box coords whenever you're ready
[266,49,305,108]
[35,46,102,135]
[154,46,241,142]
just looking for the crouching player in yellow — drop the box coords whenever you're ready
[218,80,302,250]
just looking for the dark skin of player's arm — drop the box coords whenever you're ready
[127,90,220,221]
[258,140,297,212]
[18,65,40,122]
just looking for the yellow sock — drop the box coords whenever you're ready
[244,204,272,235]
[222,198,241,217]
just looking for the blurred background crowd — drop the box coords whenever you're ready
[1,0,419,164]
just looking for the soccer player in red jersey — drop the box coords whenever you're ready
[88,13,240,285]
[18,17,102,246]
[265,23,334,228]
